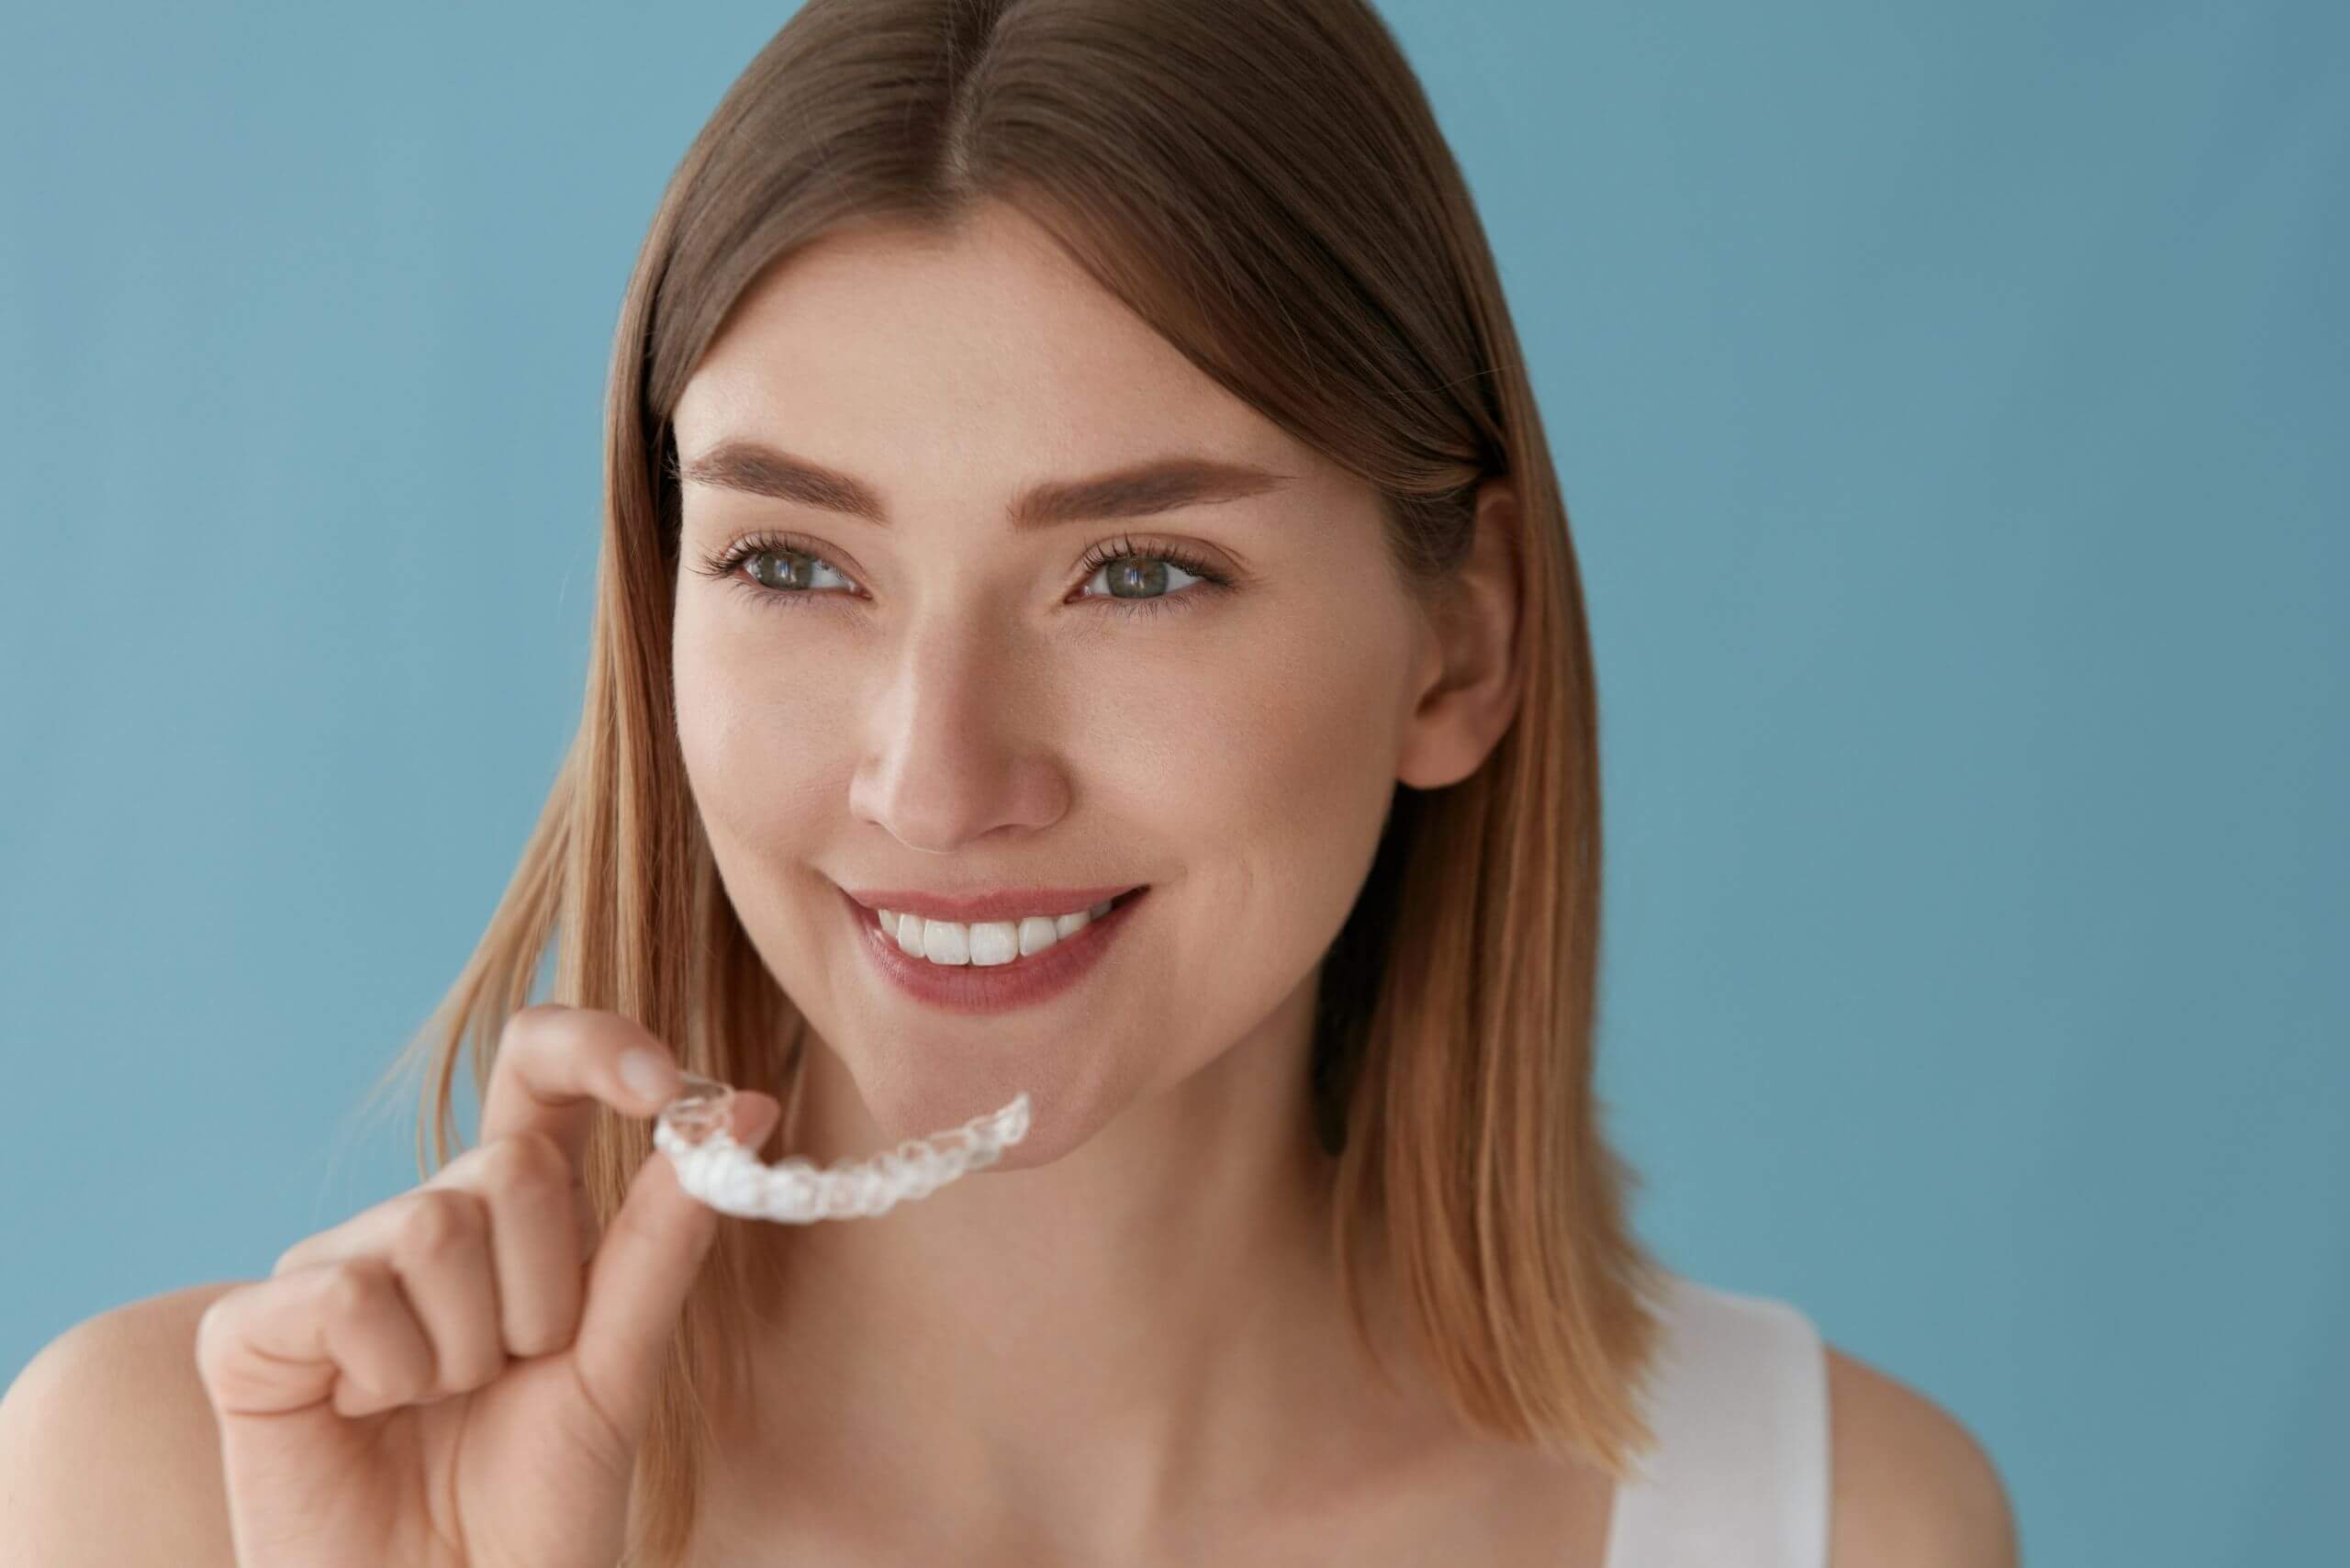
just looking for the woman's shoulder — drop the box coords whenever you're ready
[1639,1272,2017,1568]
[0,1280,243,1566]
[1821,1334,2019,1568]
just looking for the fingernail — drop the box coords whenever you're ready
[620,1047,677,1103]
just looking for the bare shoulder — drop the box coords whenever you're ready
[0,1280,247,1567]
[1824,1342,2020,1568]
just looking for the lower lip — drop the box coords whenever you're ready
[841,884,1149,1014]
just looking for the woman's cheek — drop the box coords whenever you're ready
[677,658,837,856]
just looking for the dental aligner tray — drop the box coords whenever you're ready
[653,1070,1031,1223]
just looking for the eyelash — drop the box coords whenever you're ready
[688,530,1237,622]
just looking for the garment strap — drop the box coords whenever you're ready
[1600,1275,1830,1568]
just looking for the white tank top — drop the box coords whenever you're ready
[1599,1272,1830,1568]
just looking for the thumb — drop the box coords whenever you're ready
[568,1088,781,1445]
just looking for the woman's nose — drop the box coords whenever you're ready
[845,622,1071,850]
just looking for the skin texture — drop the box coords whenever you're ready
[663,200,1533,1559]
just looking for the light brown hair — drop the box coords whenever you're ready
[367,0,1667,1559]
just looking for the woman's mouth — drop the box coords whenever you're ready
[840,884,1149,1014]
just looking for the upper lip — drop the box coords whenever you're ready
[838,883,1146,923]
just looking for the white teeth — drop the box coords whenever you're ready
[923,918,972,966]
[879,897,1122,968]
[893,911,926,958]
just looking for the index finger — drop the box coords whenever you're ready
[478,1003,684,1165]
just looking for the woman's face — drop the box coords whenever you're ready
[668,203,1443,1165]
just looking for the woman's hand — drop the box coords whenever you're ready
[194,1004,778,1568]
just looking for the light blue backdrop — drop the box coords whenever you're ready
[3,3,2342,1562]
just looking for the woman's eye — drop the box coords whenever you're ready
[741,547,855,596]
[1073,539,1235,616]
[1077,554,1209,604]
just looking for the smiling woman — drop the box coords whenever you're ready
[0,0,2011,1565]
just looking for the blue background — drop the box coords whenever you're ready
[3,3,2343,1562]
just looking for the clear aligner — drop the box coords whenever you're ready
[652,1070,1031,1223]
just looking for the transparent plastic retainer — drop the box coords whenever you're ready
[653,1070,1031,1223]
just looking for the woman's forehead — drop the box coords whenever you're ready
[677,209,1305,471]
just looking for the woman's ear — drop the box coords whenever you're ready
[1396,475,1526,790]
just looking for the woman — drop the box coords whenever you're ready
[0,0,2018,1562]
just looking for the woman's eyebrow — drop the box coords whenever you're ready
[674,437,1294,530]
